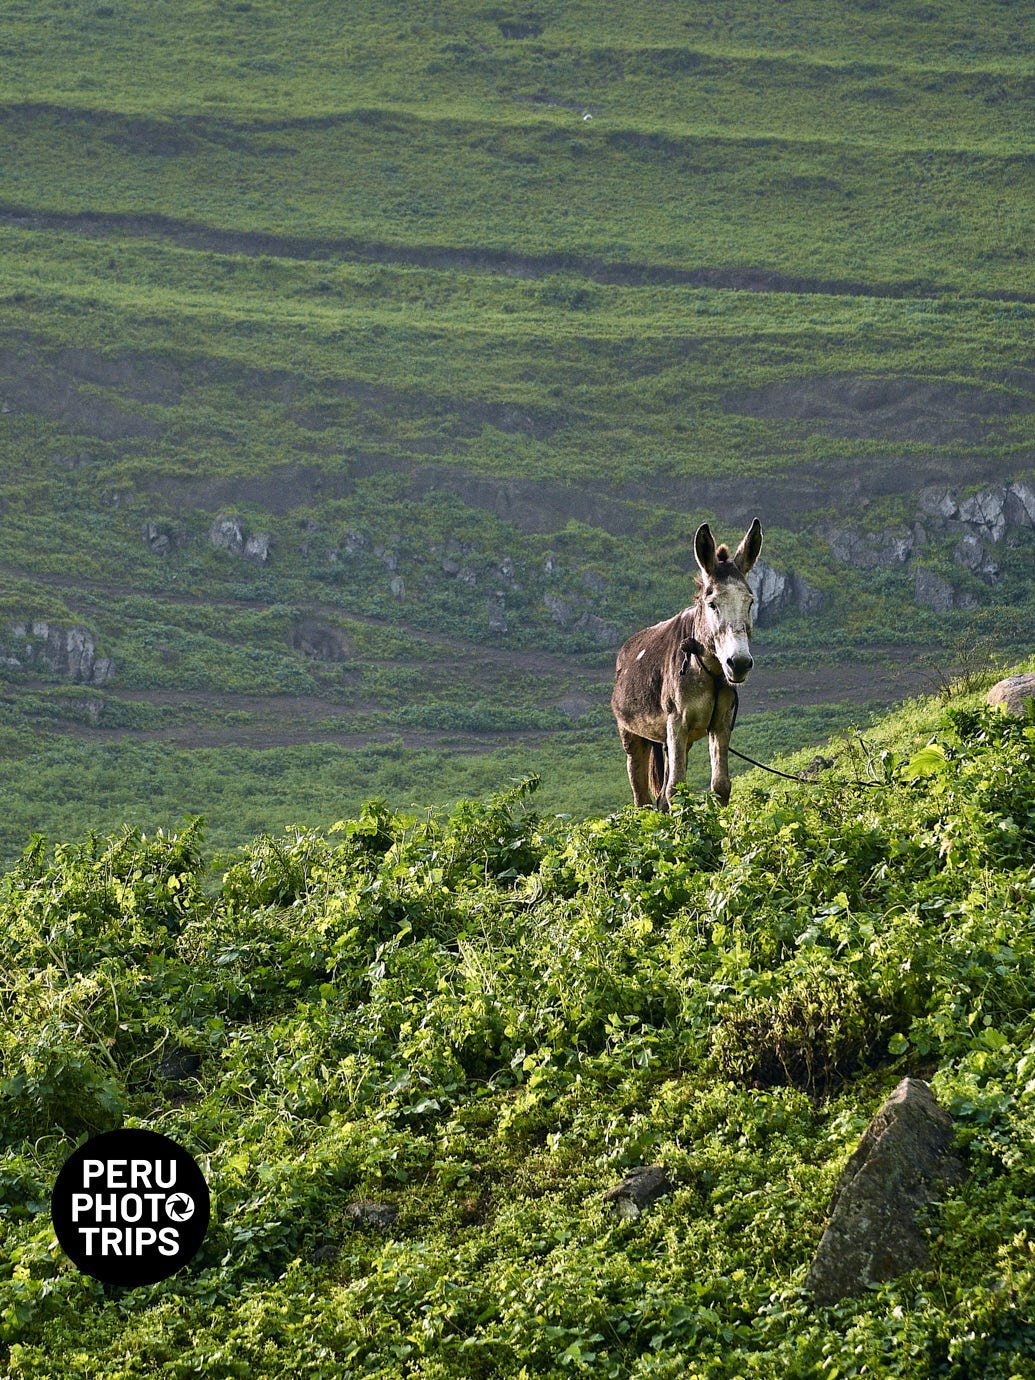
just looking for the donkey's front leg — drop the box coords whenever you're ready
[663,714,688,811]
[708,689,736,805]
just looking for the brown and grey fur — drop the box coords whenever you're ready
[611,519,763,809]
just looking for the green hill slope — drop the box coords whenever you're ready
[0,2,1033,856]
[1,682,1034,1375]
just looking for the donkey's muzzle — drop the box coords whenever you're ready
[726,654,753,683]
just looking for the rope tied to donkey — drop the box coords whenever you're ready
[679,636,886,792]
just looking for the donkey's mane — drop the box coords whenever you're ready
[693,554,744,590]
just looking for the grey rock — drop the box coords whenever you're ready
[577,612,620,646]
[343,529,366,554]
[544,593,575,627]
[582,570,608,594]
[748,560,790,620]
[244,532,272,564]
[806,1078,963,1304]
[1008,480,1035,526]
[9,621,114,685]
[953,533,1000,582]
[210,513,246,554]
[389,575,405,599]
[917,486,958,521]
[499,557,516,580]
[487,598,508,633]
[441,558,460,575]
[958,487,1008,543]
[748,561,823,625]
[826,527,913,571]
[987,673,1035,715]
[457,567,477,586]
[603,1166,673,1221]
[914,568,956,612]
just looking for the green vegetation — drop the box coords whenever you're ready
[2,684,1034,1375]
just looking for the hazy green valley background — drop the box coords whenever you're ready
[1,0,1033,859]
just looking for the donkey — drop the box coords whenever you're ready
[611,519,762,809]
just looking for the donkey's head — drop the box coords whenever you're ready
[694,518,763,685]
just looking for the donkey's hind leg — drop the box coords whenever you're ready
[619,729,653,807]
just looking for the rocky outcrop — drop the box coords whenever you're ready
[826,477,1034,609]
[806,1078,963,1304]
[824,527,913,571]
[914,568,977,612]
[747,560,823,626]
[210,513,246,554]
[953,533,1000,583]
[244,531,272,565]
[210,513,272,564]
[987,674,1035,715]
[5,621,114,685]
[917,481,1035,546]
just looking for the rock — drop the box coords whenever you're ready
[953,533,1000,583]
[389,575,405,599]
[457,567,477,586]
[578,612,620,646]
[210,513,245,554]
[344,1201,397,1231]
[747,560,823,625]
[244,532,272,564]
[544,593,575,627]
[582,570,608,594]
[1008,480,1035,526]
[603,1166,673,1221]
[805,1078,963,1304]
[987,673,1035,715]
[958,487,1008,543]
[9,621,114,685]
[917,486,958,521]
[748,560,790,621]
[487,597,508,633]
[343,529,366,555]
[142,520,177,557]
[441,558,460,575]
[825,527,913,571]
[914,568,956,612]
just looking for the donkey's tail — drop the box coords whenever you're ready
[648,741,667,803]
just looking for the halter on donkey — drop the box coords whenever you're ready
[611,519,762,809]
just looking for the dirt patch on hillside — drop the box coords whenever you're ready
[727,373,1034,445]
[0,343,169,440]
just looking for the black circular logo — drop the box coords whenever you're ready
[51,1128,210,1286]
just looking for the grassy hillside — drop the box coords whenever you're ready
[0,1,1033,856]
[1,681,1034,1375]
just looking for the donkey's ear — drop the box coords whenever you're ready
[694,523,717,579]
[733,518,763,575]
